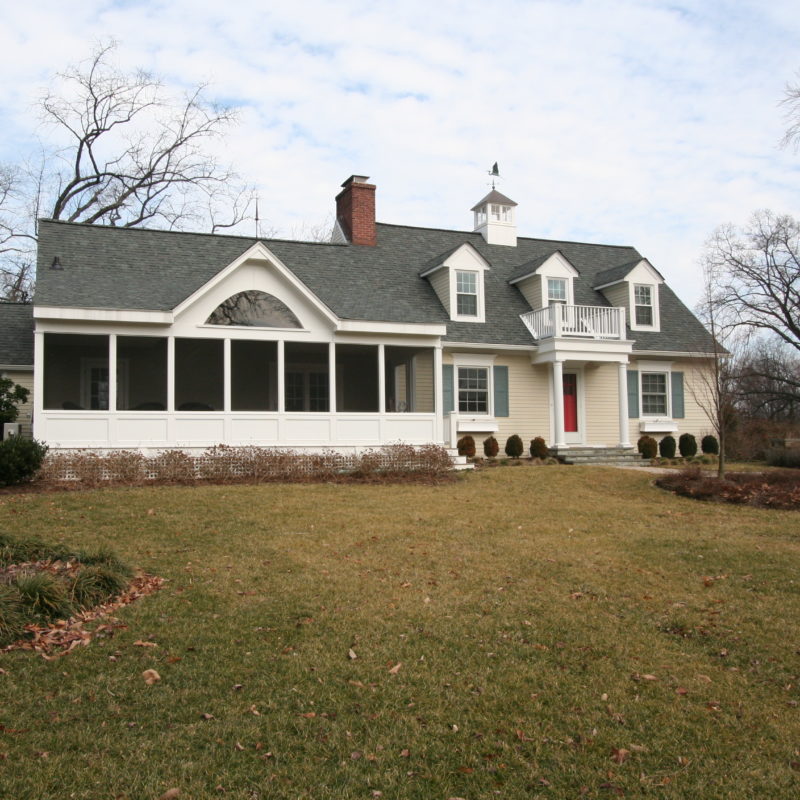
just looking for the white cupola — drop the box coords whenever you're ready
[471,189,518,246]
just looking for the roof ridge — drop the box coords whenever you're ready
[37,218,348,248]
[375,221,640,252]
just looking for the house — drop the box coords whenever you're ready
[1,175,717,458]
[0,302,35,438]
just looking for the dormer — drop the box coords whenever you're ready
[593,258,664,332]
[508,251,580,310]
[420,242,491,322]
[471,190,518,246]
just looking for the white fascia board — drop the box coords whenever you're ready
[418,263,446,278]
[335,320,447,336]
[633,349,719,358]
[0,364,33,371]
[420,242,491,277]
[592,278,625,291]
[442,342,537,353]
[171,241,340,326]
[532,337,634,364]
[33,305,173,324]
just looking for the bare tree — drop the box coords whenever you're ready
[40,42,254,230]
[0,164,38,300]
[735,339,800,422]
[703,210,800,353]
[781,72,800,151]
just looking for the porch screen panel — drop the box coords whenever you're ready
[43,333,109,410]
[116,336,167,410]
[284,342,329,412]
[175,338,224,411]
[231,340,278,411]
[384,346,435,413]
[336,344,378,412]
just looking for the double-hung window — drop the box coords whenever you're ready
[458,367,488,413]
[634,284,653,326]
[641,372,667,415]
[456,271,478,317]
[547,278,568,305]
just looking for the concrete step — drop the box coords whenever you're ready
[446,449,475,471]
[549,446,643,466]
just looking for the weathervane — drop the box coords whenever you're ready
[487,162,501,189]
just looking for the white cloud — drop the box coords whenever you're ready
[1,0,799,306]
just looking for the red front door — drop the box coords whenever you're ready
[563,373,578,432]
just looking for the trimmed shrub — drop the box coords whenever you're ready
[0,584,26,646]
[529,436,549,459]
[505,434,524,458]
[637,435,658,460]
[766,447,800,469]
[457,435,476,458]
[483,436,499,458]
[701,435,719,455]
[70,565,129,610]
[13,572,74,622]
[0,437,48,487]
[659,435,676,459]
[679,433,698,458]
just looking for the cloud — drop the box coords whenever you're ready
[1,0,799,306]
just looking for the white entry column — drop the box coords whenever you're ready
[617,361,631,448]
[552,360,566,447]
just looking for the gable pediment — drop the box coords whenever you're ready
[419,242,491,277]
[593,258,663,290]
[508,250,579,285]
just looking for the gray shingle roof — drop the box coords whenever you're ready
[34,218,716,353]
[0,303,34,366]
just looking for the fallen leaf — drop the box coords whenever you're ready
[400,748,410,757]
[134,640,158,648]
[389,662,402,675]
[675,687,689,696]
[200,712,215,720]
[142,669,161,685]
[610,747,631,764]
[249,704,260,716]
[158,790,181,800]
[348,648,357,660]
[234,742,245,751]
[350,751,362,760]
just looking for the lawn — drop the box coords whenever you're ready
[1,467,799,799]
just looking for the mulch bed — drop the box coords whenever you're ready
[656,467,800,510]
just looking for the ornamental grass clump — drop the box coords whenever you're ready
[0,584,26,646]
[12,572,74,623]
[529,436,549,459]
[637,435,658,460]
[69,565,129,610]
[483,436,499,458]
[679,432,698,458]
[658,435,676,459]
[504,434,524,458]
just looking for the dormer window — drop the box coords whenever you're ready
[634,284,654,326]
[491,204,511,223]
[547,278,568,306]
[456,271,478,316]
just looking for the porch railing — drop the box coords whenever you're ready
[520,304,626,341]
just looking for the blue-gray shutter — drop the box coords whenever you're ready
[493,365,509,417]
[627,370,639,418]
[442,364,454,413]
[671,371,685,418]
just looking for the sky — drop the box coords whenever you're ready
[1,0,799,309]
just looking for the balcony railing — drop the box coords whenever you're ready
[520,304,626,341]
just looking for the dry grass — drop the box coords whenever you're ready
[0,467,798,799]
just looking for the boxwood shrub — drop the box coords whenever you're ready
[659,435,676,459]
[679,433,698,458]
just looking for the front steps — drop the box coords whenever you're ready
[447,449,475,470]
[549,446,641,466]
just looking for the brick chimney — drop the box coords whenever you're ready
[335,175,376,246]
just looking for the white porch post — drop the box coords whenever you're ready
[277,340,285,413]
[378,344,386,413]
[167,336,175,412]
[328,342,336,413]
[223,338,231,412]
[433,345,444,444]
[32,331,44,441]
[108,334,117,412]
[617,361,631,448]
[552,359,566,447]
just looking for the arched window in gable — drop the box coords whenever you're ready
[206,290,302,328]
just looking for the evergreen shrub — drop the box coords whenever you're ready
[679,433,698,458]
[505,434,524,458]
[659,435,676,459]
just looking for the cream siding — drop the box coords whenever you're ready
[427,269,451,315]
[512,275,544,310]
[583,363,621,445]
[2,369,34,438]
[627,359,717,446]
[413,349,434,412]
[600,283,628,315]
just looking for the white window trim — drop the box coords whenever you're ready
[547,277,569,306]
[636,361,673,419]
[630,282,660,331]
[451,353,496,416]
[450,269,486,323]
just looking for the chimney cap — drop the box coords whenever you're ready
[341,174,371,188]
